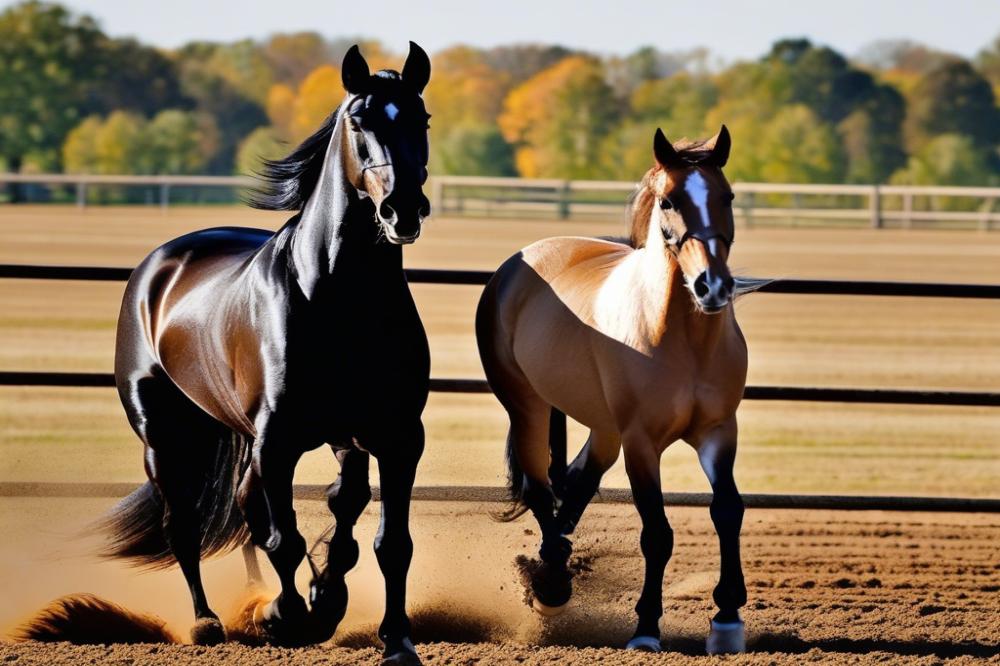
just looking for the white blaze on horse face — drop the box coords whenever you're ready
[385,102,400,121]
[684,170,712,239]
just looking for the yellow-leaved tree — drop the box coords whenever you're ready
[498,56,619,179]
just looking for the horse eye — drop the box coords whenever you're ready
[357,141,369,162]
[659,198,672,211]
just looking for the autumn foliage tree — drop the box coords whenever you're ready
[499,56,620,178]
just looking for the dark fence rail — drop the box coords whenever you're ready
[2,262,999,512]
[4,263,1000,299]
[1,481,997,513]
[3,371,999,407]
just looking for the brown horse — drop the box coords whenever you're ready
[102,43,432,663]
[477,127,750,654]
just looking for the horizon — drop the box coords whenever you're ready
[3,0,998,62]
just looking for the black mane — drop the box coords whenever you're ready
[246,104,342,211]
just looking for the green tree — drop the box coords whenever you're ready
[904,60,1000,152]
[174,41,268,173]
[0,1,106,174]
[147,110,219,174]
[431,124,515,176]
[975,32,1000,90]
[890,134,997,186]
[236,126,287,175]
[62,116,102,174]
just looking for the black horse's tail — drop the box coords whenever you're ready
[97,431,252,569]
[494,407,567,522]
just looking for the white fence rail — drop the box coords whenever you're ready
[2,173,999,229]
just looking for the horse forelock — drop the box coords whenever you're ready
[627,139,724,249]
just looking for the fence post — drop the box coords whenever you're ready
[557,181,571,220]
[741,191,754,229]
[430,177,444,218]
[160,183,170,213]
[979,196,995,232]
[869,185,882,229]
[902,190,913,229]
[76,182,86,210]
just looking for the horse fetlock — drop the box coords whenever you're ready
[308,574,349,637]
[530,560,573,609]
[539,534,572,564]
[327,534,361,573]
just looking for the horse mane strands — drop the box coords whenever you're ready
[246,104,343,211]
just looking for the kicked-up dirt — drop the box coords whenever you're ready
[1,499,998,664]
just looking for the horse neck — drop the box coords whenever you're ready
[289,117,402,299]
[635,213,727,349]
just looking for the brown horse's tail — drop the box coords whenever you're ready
[493,407,567,522]
[97,431,252,569]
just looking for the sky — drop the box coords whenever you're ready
[5,0,999,62]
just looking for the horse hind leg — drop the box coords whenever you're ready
[127,375,237,645]
[556,428,621,536]
[507,399,573,615]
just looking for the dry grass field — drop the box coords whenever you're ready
[1,205,998,495]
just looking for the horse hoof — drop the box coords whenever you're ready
[190,617,226,645]
[625,635,662,652]
[706,619,746,655]
[306,577,348,644]
[253,596,310,646]
[531,597,567,617]
[382,637,421,665]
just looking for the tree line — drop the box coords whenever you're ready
[2,1,1000,186]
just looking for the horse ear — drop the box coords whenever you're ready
[401,41,431,94]
[653,128,682,169]
[708,125,731,167]
[341,45,370,95]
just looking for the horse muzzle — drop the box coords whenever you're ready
[692,269,735,314]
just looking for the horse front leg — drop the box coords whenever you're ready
[308,447,371,641]
[249,418,310,645]
[372,421,424,665]
[695,416,747,654]
[622,436,673,653]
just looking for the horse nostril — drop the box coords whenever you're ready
[379,200,396,222]
[694,273,710,298]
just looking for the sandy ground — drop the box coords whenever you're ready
[1,207,999,496]
[0,498,998,664]
[0,206,998,662]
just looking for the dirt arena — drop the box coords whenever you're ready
[0,206,998,663]
[1,500,998,664]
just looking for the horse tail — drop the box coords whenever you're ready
[493,407,566,522]
[14,593,179,644]
[97,430,252,569]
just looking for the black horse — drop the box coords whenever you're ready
[102,43,432,663]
